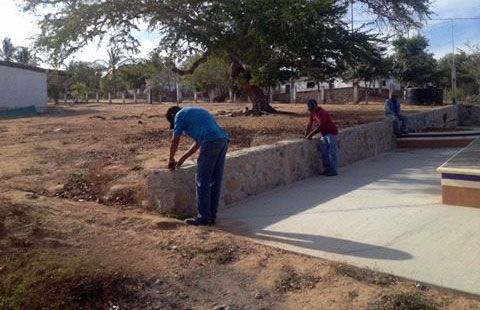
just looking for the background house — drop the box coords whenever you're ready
[0,60,47,112]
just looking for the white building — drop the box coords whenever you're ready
[277,77,401,94]
[0,61,48,112]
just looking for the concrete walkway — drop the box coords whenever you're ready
[218,148,480,295]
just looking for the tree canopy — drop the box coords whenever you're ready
[392,35,437,87]
[21,0,431,110]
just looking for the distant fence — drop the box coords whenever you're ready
[273,87,403,104]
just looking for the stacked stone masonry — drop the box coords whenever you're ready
[148,105,468,218]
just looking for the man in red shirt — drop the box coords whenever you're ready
[305,99,339,176]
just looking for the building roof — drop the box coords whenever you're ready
[0,60,46,73]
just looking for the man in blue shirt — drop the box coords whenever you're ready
[385,95,408,136]
[166,106,229,226]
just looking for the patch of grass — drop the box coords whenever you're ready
[371,292,436,310]
[335,264,397,286]
[0,251,138,310]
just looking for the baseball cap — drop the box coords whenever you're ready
[166,106,182,129]
[307,99,318,111]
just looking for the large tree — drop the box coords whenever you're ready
[0,37,16,62]
[15,47,40,65]
[463,44,480,95]
[437,51,476,98]
[182,53,231,102]
[67,61,104,92]
[95,47,131,95]
[22,0,430,112]
[392,35,437,87]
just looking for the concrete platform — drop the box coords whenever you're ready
[218,148,480,295]
[438,139,480,208]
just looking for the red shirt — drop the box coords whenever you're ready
[310,108,338,136]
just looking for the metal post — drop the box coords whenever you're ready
[64,93,67,104]
[122,92,126,104]
[134,92,137,104]
[350,0,354,32]
[96,92,99,103]
[147,88,152,104]
[176,81,182,103]
[108,92,112,104]
[451,19,457,105]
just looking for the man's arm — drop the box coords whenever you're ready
[168,135,181,170]
[176,142,200,168]
[304,119,313,138]
[306,125,321,139]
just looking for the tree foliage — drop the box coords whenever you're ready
[21,0,431,110]
[182,53,231,100]
[67,61,103,91]
[0,38,17,62]
[14,47,40,65]
[392,35,437,86]
[71,82,89,101]
[463,44,480,94]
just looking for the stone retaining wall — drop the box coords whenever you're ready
[148,105,458,218]
[459,104,480,126]
[406,105,458,132]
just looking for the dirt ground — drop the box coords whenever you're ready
[0,101,431,207]
[2,101,479,309]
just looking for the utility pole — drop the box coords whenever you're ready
[350,0,354,32]
[451,19,457,105]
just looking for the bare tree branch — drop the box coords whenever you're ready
[172,50,210,75]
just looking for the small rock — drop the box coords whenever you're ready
[42,237,73,248]
[348,290,359,300]
[415,282,427,291]
[0,265,6,273]
[213,305,229,310]
[53,128,64,132]
[78,199,85,202]
[254,292,263,299]
[25,192,39,199]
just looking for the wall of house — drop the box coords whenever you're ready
[147,105,459,218]
[0,64,47,112]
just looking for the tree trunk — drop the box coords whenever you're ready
[316,83,321,104]
[353,80,359,104]
[242,84,277,113]
[229,56,277,113]
[365,80,370,104]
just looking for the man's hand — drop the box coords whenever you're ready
[168,160,176,170]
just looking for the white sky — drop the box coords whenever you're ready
[1,0,480,67]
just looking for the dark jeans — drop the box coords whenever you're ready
[319,134,338,174]
[388,114,408,135]
[195,138,228,223]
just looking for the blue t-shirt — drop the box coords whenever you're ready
[173,107,228,143]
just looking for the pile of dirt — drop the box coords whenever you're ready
[55,169,114,203]
[275,266,320,293]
